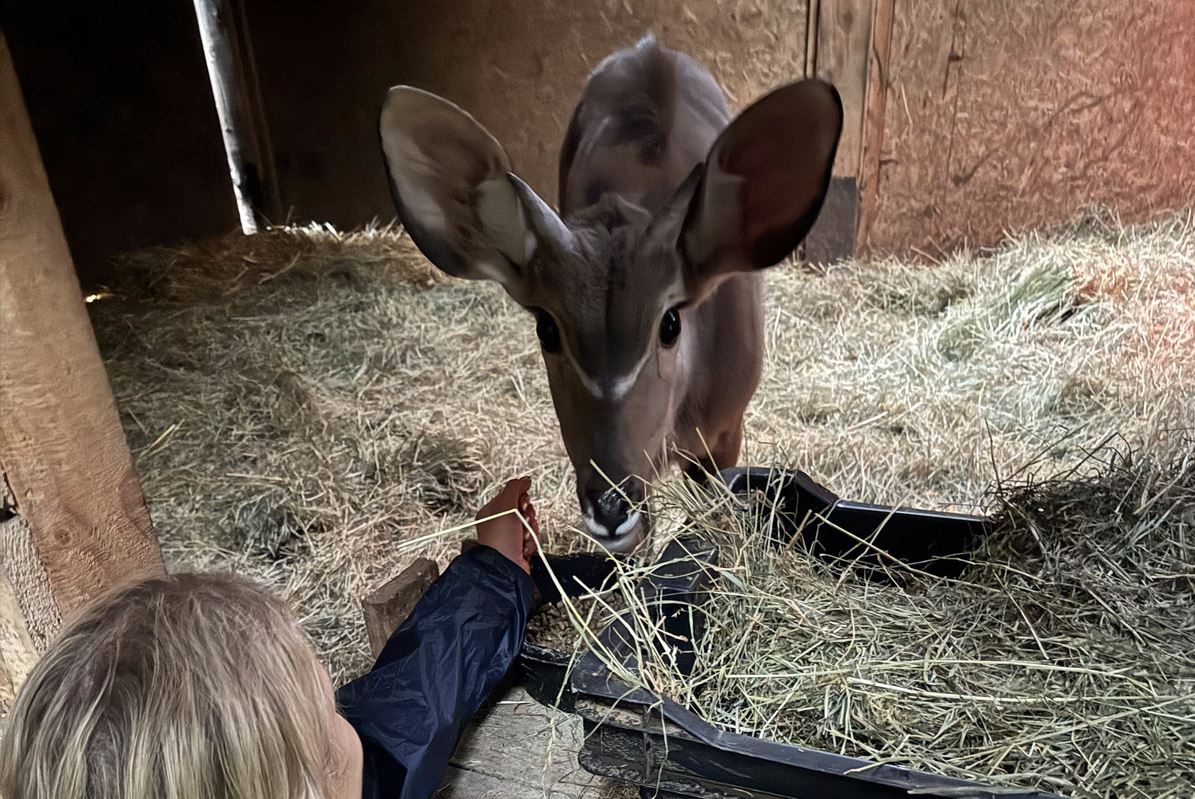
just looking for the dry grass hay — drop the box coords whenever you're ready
[89,209,1195,704]
[573,446,1194,798]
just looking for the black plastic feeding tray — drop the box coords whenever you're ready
[517,469,1064,799]
[519,550,623,713]
[718,466,991,579]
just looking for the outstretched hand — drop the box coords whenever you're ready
[475,477,539,575]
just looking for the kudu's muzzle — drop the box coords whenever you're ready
[581,477,647,551]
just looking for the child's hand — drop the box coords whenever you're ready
[475,477,539,575]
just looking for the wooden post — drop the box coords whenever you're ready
[192,0,280,234]
[804,0,822,79]
[802,0,877,263]
[855,0,895,256]
[0,34,164,706]
[361,558,440,659]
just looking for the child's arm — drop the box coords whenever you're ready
[337,479,539,799]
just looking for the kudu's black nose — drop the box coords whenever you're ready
[583,484,644,539]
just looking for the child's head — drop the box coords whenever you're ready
[0,572,362,799]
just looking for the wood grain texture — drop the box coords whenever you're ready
[0,538,41,708]
[811,0,874,176]
[192,0,278,232]
[855,0,895,253]
[361,557,439,658]
[0,33,163,655]
[0,514,58,652]
[447,687,622,798]
[861,0,1195,257]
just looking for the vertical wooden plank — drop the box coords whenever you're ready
[0,33,164,695]
[855,0,895,255]
[228,0,281,222]
[812,0,873,177]
[804,0,822,78]
[803,0,874,262]
[193,0,280,233]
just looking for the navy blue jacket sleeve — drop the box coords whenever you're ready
[336,544,533,799]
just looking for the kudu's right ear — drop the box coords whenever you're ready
[379,87,566,301]
[678,79,842,291]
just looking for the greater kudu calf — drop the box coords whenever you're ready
[379,35,842,551]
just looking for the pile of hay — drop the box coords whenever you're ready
[88,210,1195,691]
[92,224,580,681]
[582,446,1192,798]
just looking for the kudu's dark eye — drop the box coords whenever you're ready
[659,307,682,348]
[534,308,561,353]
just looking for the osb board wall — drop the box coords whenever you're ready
[245,0,807,228]
[860,0,1195,257]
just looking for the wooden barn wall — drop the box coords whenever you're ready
[243,0,808,229]
[3,2,236,289]
[859,0,1195,257]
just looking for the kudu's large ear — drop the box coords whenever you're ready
[379,86,567,301]
[678,79,842,289]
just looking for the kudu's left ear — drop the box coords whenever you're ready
[678,79,842,287]
[379,86,568,302]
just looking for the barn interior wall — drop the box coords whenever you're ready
[862,0,1195,257]
[244,0,810,229]
[6,1,809,288]
[7,1,1194,282]
[3,2,237,289]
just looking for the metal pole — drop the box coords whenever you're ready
[192,0,274,234]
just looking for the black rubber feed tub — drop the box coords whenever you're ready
[568,533,1062,799]
[518,469,1059,798]
[717,466,990,580]
[517,550,621,713]
[517,466,991,715]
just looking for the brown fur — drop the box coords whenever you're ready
[378,35,841,549]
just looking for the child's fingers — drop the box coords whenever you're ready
[518,492,539,520]
[520,498,538,528]
[500,479,531,510]
[479,478,531,517]
[501,479,528,505]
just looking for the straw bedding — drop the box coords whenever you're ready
[607,448,1195,797]
[89,211,1195,794]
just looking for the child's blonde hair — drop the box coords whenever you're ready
[0,572,336,799]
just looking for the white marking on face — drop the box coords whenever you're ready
[614,511,642,537]
[583,509,643,551]
[566,346,654,401]
[583,512,609,538]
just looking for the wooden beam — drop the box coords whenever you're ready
[804,0,822,78]
[193,0,281,233]
[0,526,41,708]
[854,0,894,256]
[444,687,615,797]
[361,558,440,659]
[810,0,874,177]
[803,0,875,262]
[0,33,164,702]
